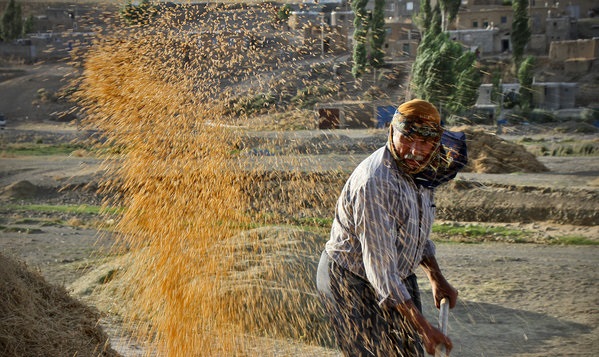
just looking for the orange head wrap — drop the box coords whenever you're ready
[392,99,441,126]
[387,99,443,174]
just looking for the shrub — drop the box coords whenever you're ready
[526,108,556,123]
[290,85,335,109]
[228,92,277,116]
[581,107,599,124]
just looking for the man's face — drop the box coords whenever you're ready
[391,122,440,174]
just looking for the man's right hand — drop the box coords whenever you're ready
[420,322,452,355]
[396,299,452,355]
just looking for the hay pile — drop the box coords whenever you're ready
[457,126,549,174]
[0,180,41,200]
[0,252,118,357]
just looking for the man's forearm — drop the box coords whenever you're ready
[420,254,459,308]
[396,298,450,355]
[420,254,443,282]
[396,299,434,336]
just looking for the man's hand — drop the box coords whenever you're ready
[432,278,458,309]
[397,299,452,355]
[421,255,458,308]
[420,321,452,355]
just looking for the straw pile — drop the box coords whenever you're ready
[456,126,549,173]
[0,252,118,357]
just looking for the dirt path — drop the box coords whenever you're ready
[425,243,599,357]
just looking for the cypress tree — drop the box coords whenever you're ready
[511,0,531,67]
[438,0,461,31]
[411,5,481,116]
[351,0,369,78]
[414,0,432,32]
[451,51,481,113]
[369,0,386,68]
[1,0,23,41]
[518,55,535,110]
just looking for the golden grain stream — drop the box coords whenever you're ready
[74,3,335,356]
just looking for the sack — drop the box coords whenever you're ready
[414,130,468,188]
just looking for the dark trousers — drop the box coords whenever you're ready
[317,251,424,357]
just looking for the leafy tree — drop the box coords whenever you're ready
[352,42,368,78]
[351,0,369,78]
[120,0,157,26]
[511,0,530,67]
[411,6,445,102]
[449,51,481,113]
[517,55,535,110]
[276,4,292,23]
[23,14,34,34]
[438,0,461,31]
[369,0,386,68]
[414,0,432,31]
[1,0,23,41]
[418,3,442,48]
[411,5,481,116]
[490,69,502,104]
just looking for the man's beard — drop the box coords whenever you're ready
[387,130,439,175]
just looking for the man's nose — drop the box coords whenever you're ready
[409,140,427,154]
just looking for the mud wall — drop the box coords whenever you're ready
[549,38,599,62]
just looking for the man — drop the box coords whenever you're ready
[317,99,459,356]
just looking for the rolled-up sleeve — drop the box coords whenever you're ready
[422,239,436,259]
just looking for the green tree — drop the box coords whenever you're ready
[369,0,386,68]
[23,14,34,34]
[449,51,481,113]
[438,0,461,31]
[411,6,445,102]
[517,55,535,110]
[414,0,432,31]
[276,4,292,23]
[490,69,502,104]
[411,5,481,116]
[351,0,369,78]
[511,0,530,67]
[1,0,23,41]
[120,0,156,26]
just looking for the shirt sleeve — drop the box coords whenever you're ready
[421,189,436,260]
[423,238,436,259]
[353,176,411,307]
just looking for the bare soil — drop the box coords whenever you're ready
[1,63,598,356]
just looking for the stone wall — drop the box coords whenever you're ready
[549,38,599,62]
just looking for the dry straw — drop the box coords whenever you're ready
[74,3,337,356]
[0,252,118,356]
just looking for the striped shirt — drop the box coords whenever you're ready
[326,146,436,307]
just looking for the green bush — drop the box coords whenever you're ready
[228,92,277,116]
[290,85,335,109]
[581,107,599,123]
[526,108,556,123]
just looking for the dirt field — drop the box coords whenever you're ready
[1,63,598,356]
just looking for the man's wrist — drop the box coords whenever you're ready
[396,299,431,335]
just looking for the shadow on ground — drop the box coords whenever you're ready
[422,299,591,357]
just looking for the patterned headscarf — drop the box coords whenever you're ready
[387,99,443,174]
[391,99,442,135]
